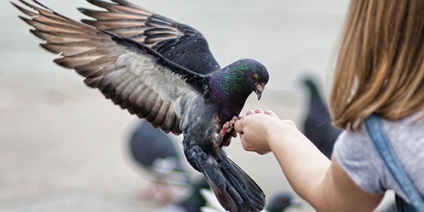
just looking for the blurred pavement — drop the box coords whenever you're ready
[0,0,350,211]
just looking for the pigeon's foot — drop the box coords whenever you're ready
[219,116,238,147]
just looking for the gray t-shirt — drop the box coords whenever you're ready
[333,113,424,202]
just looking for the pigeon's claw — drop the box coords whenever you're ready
[219,116,239,147]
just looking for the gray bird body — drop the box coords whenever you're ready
[13,1,269,211]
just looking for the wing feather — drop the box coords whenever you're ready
[13,0,204,134]
[79,0,220,74]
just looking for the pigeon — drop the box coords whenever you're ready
[13,1,269,211]
[265,192,301,212]
[301,76,341,159]
[160,177,210,212]
[128,121,189,202]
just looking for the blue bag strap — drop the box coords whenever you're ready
[364,114,424,211]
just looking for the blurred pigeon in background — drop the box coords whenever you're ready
[172,177,210,212]
[265,191,301,212]
[129,121,214,210]
[160,177,210,212]
[128,121,189,202]
[301,76,341,159]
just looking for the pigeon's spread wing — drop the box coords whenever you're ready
[14,0,202,134]
[79,0,220,74]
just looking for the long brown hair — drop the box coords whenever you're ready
[330,0,424,131]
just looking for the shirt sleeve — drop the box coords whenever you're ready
[333,130,386,195]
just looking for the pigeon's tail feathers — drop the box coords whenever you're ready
[206,174,238,212]
[217,151,266,212]
[184,144,265,212]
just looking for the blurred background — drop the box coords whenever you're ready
[0,0,350,211]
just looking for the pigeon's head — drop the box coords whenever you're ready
[210,59,269,102]
[238,59,269,100]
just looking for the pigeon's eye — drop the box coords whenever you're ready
[253,73,258,80]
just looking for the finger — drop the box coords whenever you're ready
[246,110,255,115]
[264,110,279,118]
[234,117,243,132]
[254,108,265,114]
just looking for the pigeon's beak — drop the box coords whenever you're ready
[255,83,265,100]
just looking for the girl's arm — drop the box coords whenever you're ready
[234,109,383,211]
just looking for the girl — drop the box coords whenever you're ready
[234,0,424,211]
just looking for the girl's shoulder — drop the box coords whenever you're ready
[334,112,424,200]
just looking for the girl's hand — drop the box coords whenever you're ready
[234,109,284,154]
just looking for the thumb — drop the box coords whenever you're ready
[234,117,244,133]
